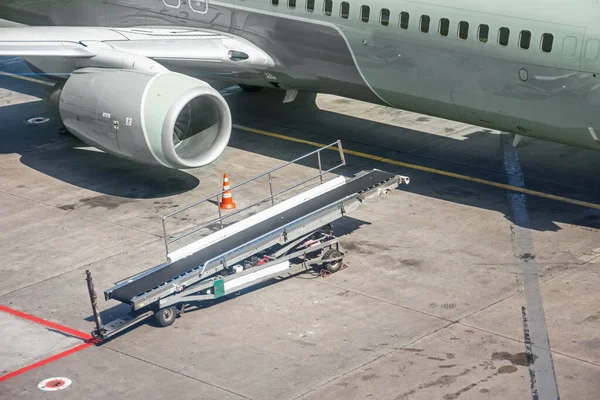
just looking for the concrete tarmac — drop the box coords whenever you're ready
[1,58,599,399]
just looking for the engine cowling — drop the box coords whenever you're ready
[58,68,232,168]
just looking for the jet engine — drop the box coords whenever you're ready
[58,68,232,168]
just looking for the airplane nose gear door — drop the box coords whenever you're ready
[190,0,209,14]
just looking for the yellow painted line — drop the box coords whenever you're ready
[233,124,600,210]
[0,71,54,86]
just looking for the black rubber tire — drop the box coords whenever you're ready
[238,84,264,93]
[155,306,177,327]
[322,249,343,273]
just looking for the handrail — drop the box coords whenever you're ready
[188,191,358,283]
[161,140,345,257]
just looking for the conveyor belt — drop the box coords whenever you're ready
[109,170,394,303]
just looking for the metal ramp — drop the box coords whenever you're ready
[86,140,409,340]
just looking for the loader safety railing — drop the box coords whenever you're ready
[161,140,346,258]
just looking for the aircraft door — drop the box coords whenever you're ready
[580,21,600,146]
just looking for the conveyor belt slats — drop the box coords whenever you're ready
[108,170,394,303]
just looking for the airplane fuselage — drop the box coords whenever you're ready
[2,0,600,151]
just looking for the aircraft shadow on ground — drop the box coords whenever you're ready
[223,89,600,233]
[0,57,199,198]
[0,92,199,199]
[1,58,598,229]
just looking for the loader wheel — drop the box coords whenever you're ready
[322,249,343,273]
[155,306,177,327]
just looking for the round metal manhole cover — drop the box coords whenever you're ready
[26,117,50,124]
[38,377,72,391]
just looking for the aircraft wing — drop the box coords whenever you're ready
[0,26,275,71]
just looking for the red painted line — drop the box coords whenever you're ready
[0,341,94,382]
[0,304,92,340]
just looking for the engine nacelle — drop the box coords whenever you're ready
[59,68,232,168]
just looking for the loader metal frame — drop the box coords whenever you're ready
[85,141,409,341]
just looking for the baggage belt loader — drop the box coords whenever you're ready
[85,140,410,341]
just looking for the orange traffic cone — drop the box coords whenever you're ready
[219,173,236,210]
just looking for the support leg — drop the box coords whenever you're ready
[86,270,104,340]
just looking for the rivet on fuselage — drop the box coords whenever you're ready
[363,39,368,46]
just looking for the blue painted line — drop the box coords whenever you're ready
[502,134,560,400]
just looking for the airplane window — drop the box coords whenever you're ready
[306,0,314,12]
[271,0,279,5]
[541,33,553,53]
[439,18,449,36]
[585,39,600,60]
[562,36,577,57]
[519,30,531,49]
[478,24,489,43]
[288,0,296,9]
[399,12,409,30]
[340,2,350,19]
[498,27,510,46]
[380,8,390,26]
[324,0,333,16]
[458,21,469,40]
[163,0,181,8]
[420,15,430,33]
[360,5,370,23]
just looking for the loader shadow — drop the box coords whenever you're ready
[84,216,369,343]
[86,273,307,345]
